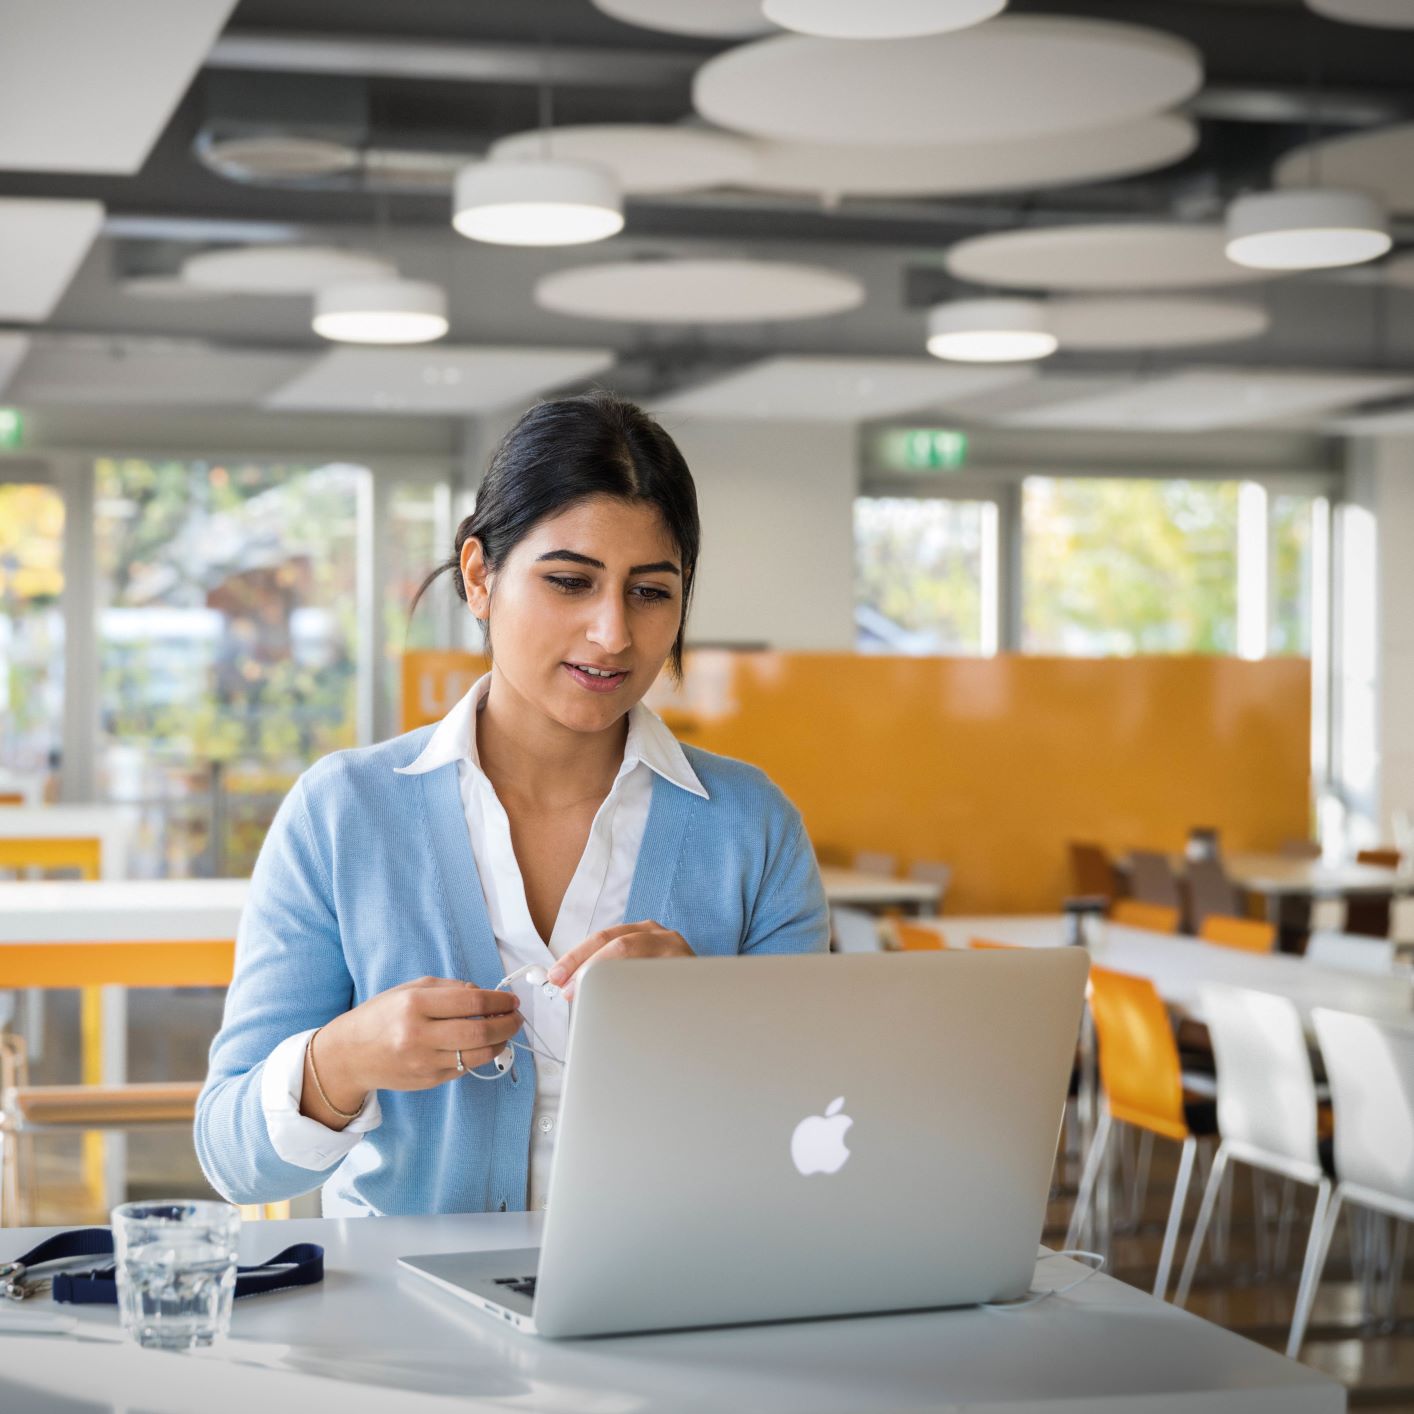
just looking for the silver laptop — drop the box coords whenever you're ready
[399,948,1088,1339]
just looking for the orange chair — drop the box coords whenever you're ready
[1357,848,1402,870]
[1111,900,1181,934]
[895,921,945,951]
[1065,966,1217,1299]
[1199,914,1276,954]
[969,938,1019,951]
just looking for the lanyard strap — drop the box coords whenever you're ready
[2,1228,324,1305]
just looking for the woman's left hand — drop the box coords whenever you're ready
[547,920,693,1001]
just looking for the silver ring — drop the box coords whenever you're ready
[455,1049,465,1073]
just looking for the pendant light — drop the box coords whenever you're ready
[926,298,1057,362]
[313,278,449,344]
[452,27,624,248]
[1225,187,1391,270]
[452,158,624,246]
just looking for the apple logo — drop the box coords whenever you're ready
[790,1096,853,1176]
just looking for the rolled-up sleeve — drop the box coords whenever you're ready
[260,1027,381,1171]
[194,772,364,1205]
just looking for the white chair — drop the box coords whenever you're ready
[852,851,897,877]
[1310,898,1347,933]
[1392,896,1414,946]
[1173,987,1331,1354]
[830,905,885,954]
[1305,931,1397,975]
[1289,1008,1414,1358]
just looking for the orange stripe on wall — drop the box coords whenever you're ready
[0,942,236,989]
[403,649,1310,915]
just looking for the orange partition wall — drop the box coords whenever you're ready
[402,650,1311,915]
[659,652,1310,914]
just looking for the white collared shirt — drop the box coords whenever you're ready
[260,671,707,1214]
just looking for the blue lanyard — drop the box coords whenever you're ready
[2,1228,324,1305]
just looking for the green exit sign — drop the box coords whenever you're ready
[877,427,969,472]
[0,408,23,450]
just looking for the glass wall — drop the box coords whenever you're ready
[853,495,996,654]
[93,456,367,876]
[1022,477,1240,655]
[0,482,64,796]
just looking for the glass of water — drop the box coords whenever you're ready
[112,1201,241,1351]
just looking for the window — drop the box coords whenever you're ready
[0,483,64,793]
[1022,478,1240,655]
[94,457,367,875]
[1269,493,1323,657]
[853,496,997,655]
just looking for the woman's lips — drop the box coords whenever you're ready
[563,662,629,693]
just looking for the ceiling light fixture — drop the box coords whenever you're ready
[926,299,1057,362]
[1225,188,1391,270]
[762,0,1006,40]
[452,158,624,247]
[312,278,448,344]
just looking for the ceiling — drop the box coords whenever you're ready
[1,0,1412,436]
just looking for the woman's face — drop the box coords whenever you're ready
[462,495,685,736]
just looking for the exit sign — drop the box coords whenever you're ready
[0,408,22,449]
[876,426,968,472]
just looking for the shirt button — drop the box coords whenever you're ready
[537,1115,555,1134]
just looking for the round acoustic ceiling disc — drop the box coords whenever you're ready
[182,245,397,294]
[946,223,1277,291]
[535,259,865,324]
[762,0,1005,40]
[1275,123,1414,216]
[489,125,756,195]
[693,17,1203,146]
[1046,296,1270,350]
[741,114,1196,198]
[1306,0,1414,28]
[591,0,774,36]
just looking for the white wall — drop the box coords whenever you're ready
[657,416,858,652]
[1344,434,1414,842]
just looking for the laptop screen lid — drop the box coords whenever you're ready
[531,948,1088,1338]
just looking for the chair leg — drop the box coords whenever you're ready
[1385,1219,1408,1323]
[1066,1108,1113,1251]
[1174,1143,1230,1307]
[1155,1136,1197,1302]
[1288,1182,1340,1359]
[1128,1130,1154,1229]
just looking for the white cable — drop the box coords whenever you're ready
[980,1250,1105,1312]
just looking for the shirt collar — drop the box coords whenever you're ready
[394,671,708,800]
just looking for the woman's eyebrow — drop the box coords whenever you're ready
[535,549,680,576]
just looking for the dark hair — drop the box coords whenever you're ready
[411,390,700,680]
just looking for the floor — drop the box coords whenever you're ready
[8,989,1414,1409]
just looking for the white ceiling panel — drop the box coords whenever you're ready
[925,373,1137,423]
[0,199,105,321]
[266,346,616,415]
[0,335,32,398]
[0,0,236,173]
[9,338,309,407]
[654,356,1034,422]
[996,366,1414,431]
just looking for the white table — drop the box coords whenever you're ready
[0,805,138,881]
[0,1212,1345,1412]
[820,867,941,916]
[934,915,1414,1028]
[0,879,246,1209]
[0,771,46,806]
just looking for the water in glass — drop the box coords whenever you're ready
[112,1201,240,1351]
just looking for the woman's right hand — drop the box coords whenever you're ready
[302,977,521,1126]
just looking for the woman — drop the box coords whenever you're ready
[195,392,829,1217]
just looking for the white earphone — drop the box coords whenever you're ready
[465,963,567,1080]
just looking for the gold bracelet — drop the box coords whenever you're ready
[306,1026,364,1121]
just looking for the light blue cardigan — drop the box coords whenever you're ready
[195,725,829,1215]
